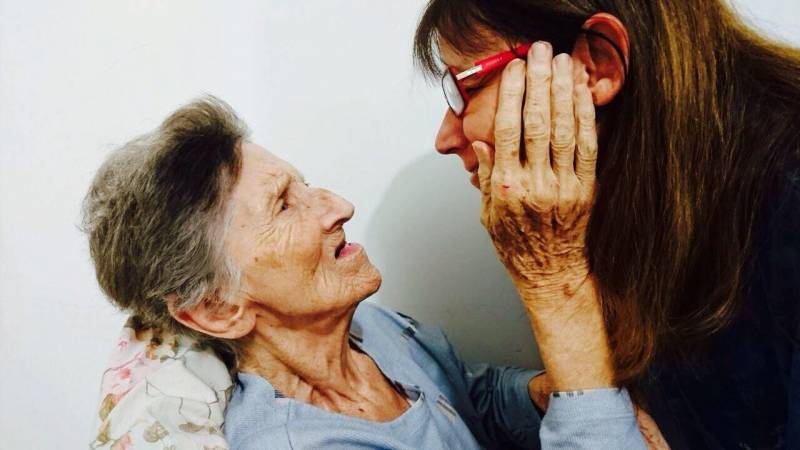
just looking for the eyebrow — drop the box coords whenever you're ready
[442,52,479,72]
[265,170,305,199]
[277,171,307,196]
[266,173,291,198]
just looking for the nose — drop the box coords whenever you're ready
[435,108,469,155]
[315,188,354,232]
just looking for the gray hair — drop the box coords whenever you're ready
[82,96,249,368]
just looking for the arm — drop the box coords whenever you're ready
[471,41,647,448]
[461,363,546,449]
[402,314,544,450]
[403,309,664,450]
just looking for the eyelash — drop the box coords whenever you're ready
[278,181,310,213]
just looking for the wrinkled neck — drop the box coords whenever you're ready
[238,305,368,402]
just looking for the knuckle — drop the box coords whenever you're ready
[534,196,557,212]
[529,65,552,83]
[559,187,579,205]
[530,187,557,211]
[578,122,596,136]
[524,131,548,149]
[499,89,522,106]
[525,106,550,134]
[577,104,596,123]
[495,126,520,144]
[577,142,598,158]
[523,96,548,114]
[552,78,572,96]
[551,129,575,149]
[577,193,594,209]
[553,100,573,117]
[576,153,598,167]
[525,86,550,110]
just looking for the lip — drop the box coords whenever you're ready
[465,158,479,188]
[333,235,346,258]
[470,171,479,188]
[337,242,362,259]
[333,234,364,260]
[464,161,478,174]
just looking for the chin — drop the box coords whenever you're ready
[357,264,383,300]
[332,253,383,305]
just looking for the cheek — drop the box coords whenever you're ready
[462,88,499,145]
[235,219,321,278]
[237,221,325,303]
[274,220,323,270]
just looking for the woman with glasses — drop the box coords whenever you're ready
[417,0,800,449]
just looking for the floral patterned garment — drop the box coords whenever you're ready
[90,320,234,450]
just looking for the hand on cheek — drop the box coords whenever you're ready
[473,41,598,297]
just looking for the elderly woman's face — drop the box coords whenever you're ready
[225,144,381,316]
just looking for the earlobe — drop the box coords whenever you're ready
[166,295,255,339]
[571,12,630,106]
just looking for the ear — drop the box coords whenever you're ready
[571,13,630,106]
[166,295,256,339]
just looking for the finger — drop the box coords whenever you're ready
[574,70,598,186]
[550,53,576,179]
[473,141,494,211]
[493,59,526,175]
[635,408,671,450]
[473,141,494,194]
[523,41,552,172]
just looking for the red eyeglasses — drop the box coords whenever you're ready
[441,43,533,117]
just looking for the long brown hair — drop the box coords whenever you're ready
[414,0,800,385]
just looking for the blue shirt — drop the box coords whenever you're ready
[224,302,646,449]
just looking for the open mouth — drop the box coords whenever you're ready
[334,240,346,258]
[334,238,361,260]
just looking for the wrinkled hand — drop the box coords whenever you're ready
[473,42,597,300]
[636,408,672,450]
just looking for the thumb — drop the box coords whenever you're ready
[472,141,494,197]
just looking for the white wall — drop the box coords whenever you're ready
[1,1,798,448]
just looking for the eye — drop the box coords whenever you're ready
[465,86,481,95]
[275,194,289,213]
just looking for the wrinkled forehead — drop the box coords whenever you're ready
[238,143,304,192]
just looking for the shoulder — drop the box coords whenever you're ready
[352,301,420,338]
[353,300,415,324]
[91,323,232,449]
[762,169,800,271]
[752,168,800,341]
[760,169,800,270]
[353,302,457,366]
[224,374,293,450]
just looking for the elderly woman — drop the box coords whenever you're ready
[85,97,652,450]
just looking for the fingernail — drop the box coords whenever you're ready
[533,41,550,59]
[555,53,572,72]
[508,58,525,72]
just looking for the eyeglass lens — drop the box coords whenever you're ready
[441,70,465,116]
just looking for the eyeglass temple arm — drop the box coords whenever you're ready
[455,43,534,81]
